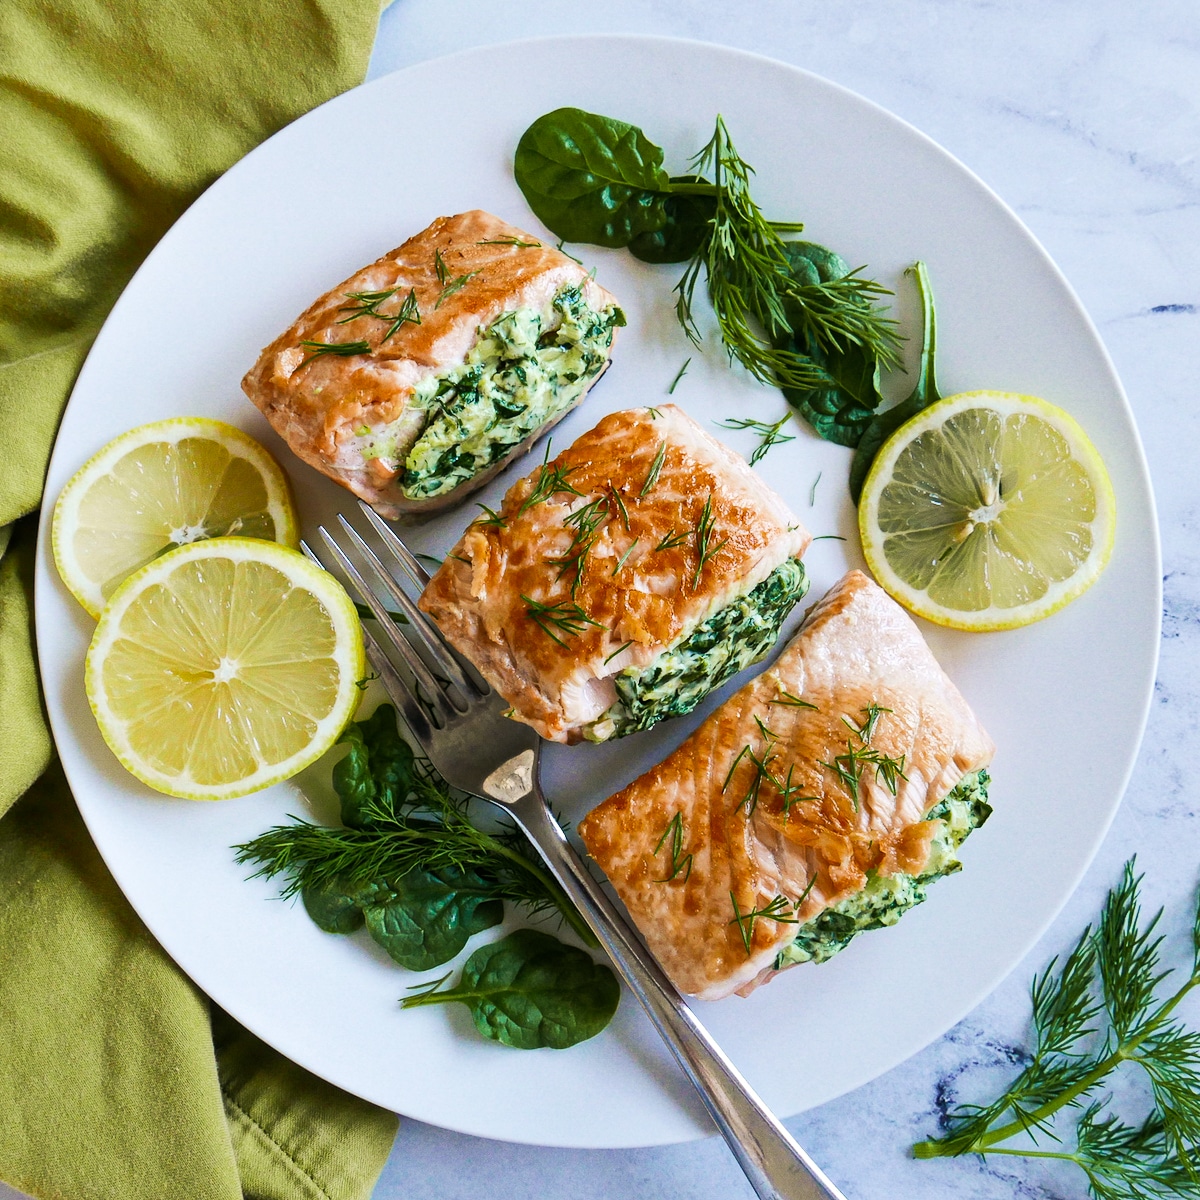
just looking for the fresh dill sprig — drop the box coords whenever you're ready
[555,238,583,265]
[913,859,1200,1198]
[522,595,605,647]
[645,407,663,419]
[433,248,479,308]
[611,538,640,576]
[770,690,819,711]
[477,236,542,248]
[776,764,820,816]
[673,117,900,393]
[299,338,371,364]
[652,812,693,884]
[654,528,690,552]
[809,471,822,507]
[608,485,631,531]
[640,441,667,498]
[811,535,847,542]
[729,893,800,954]
[472,504,508,529]
[233,748,594,947]
[338,287,421,342]
[691,492,729,589]
[517,442,583,515]
[718,415,796,466]
[603,639,635,665]
[547,495,610,594]
[668,358,691,394]
[819,740,873,811]
[847,702,891,745]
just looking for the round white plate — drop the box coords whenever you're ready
[35,36,1160,1148]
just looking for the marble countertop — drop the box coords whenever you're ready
[363,2,1200,1198]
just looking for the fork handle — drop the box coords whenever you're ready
[508,785,847,1200]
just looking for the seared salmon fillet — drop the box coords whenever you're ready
[242,210,622,518]
[419,405,811,743]
[578,570,995,1000]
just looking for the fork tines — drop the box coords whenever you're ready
[300,507,485,737]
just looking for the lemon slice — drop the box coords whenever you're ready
[53,417,297,618]
[858,391,1116,631]
[86,538,364,800]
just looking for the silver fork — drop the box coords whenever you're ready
[303,502,847,1200]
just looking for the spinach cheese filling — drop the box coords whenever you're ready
[584,558,809,743]
[774,769,992,970]
[369,283,623,500]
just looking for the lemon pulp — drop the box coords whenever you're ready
[86,539,364,800]
[859,392,1115,630]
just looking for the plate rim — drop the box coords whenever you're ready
[34,32,1163,1147]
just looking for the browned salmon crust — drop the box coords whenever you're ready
[578,570,995,1000]
[418,405,811,743]
[241,210,619,517]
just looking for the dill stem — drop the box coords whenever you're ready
[482,835,598,949]
[912,972,1200,1159]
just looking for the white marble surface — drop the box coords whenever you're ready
[362,3,1200,1199]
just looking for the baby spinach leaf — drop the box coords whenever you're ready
[358,866,504,972]
[775,241,886,447]
[514,107,673,247]
[332,703,416,828]
[400,929,620,1049]
[850,261,941,502]
[302,877,364,934]
[629,175,716,263]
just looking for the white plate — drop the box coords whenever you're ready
[35,36,1160,1148]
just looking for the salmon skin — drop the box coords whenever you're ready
[578,570,995,1000]
[419,405,811,743]
[242,210,620,518]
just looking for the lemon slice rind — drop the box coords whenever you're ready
[858,391,1116,632]
[53,417,298,619]
[85,537,364,801]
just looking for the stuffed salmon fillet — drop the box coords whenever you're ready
[242,210,623,518]
[419,405,811,743]
[578,570,995,1000]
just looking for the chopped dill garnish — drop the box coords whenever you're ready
[819,740,872,811]
[547,495,609,594]
[729,893,799,954]
[667,357,691,394]
[645,407,663,419]
[654,527,690,552]
[852,702,891,745]
[354,671,379,691]
[652,812,693,884]
[433,248,479,308]
[522,595,605,647]
[722,745,750,793]
[866,749,907,795]
[611,538,640,576]
[517,442,583,515]
[811,534,847,542]
[299,339,370,364]
[608,485,630,530]
[472,504,507,529]
[447,553,471,566]
[795,872,818,907]
[691,492,729,589]
[770,690,819,711]
[753,715,777,743]
[640,441,667,498]
[809,472,822,507]
[777,764,820,816]
[338,287,421,342]
[718,415,795,466]
[555,238,583,264]
[477,236,542,247]
[603,639,635,665]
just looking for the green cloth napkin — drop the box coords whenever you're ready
[0,1,401,1197]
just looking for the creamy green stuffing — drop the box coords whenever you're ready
[773,769,992,969]
[584,559,809,742]
[357,283,623,500]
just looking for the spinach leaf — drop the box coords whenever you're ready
[775,241,886,447]
[850,261,941,502]
[629,175,716,263]
[332,702,416,828]
[357,866,504,971]
[302,877,364,934]
[514,107,673,247]
[400,929,620,1049]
